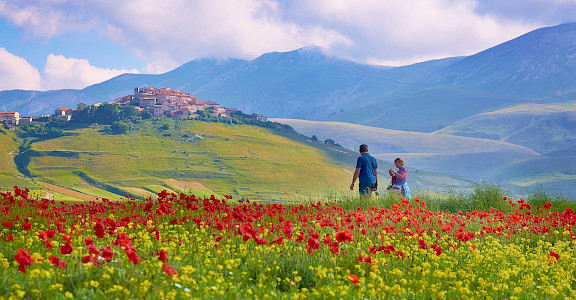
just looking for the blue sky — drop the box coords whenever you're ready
[0,0,575,91]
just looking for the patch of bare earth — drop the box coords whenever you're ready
[39,183,98,201]
[165,179,213,193]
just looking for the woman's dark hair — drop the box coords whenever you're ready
[359,144,368,153]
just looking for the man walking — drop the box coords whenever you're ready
[350,144,378,195]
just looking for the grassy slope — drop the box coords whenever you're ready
[272,118,538,155]
[22,120,352,200]
[272,118,541,179]
[271,118,576,196]
[433,102,576,195]
[0,127,35,188]
[273,119,487,190]
[435,102,576,153]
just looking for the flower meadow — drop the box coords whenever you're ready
[1,187,575,299]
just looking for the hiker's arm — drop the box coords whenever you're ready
[350,168,361,190]
[392,170,407,180]
[375,168,378,181]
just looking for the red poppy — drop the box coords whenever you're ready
[88,244,100,255]
[380,244,395,255]
[418,239,428,249]
[431,244,442,256]
[550,251,559,260]
[48,256,66,269]
[14,248,33,273]
[270,236,284,245]
[543,202,552,209]
[255,237,268,245]
[94,222,106,238]
[157,249,169,262]
[5,234,14,242]
[296,231,305,242]
[283,221,293,239]
[60,240,73,255]
[124,246,141,265]
[335,229,354,243]
[307,236,320,254]
[2,221,13,228]
[162,264,178,277]
[349,274,360,286]
[102,246,114,262]
[358,254,373,265]
[21,221,32,231]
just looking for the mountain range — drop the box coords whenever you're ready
[3,23,576,132]
[2,23,576,195]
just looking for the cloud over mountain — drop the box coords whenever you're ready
[0,0,550,73]
[0,48,137,90]
[43,54,138,90]
[0,48,41,90]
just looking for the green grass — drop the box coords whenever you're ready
[0,127,40,189]
[14,119,352,201]
[273,118,537,156]
[435,101,576,154]
[272,118,576,197]
[307,182,576,214]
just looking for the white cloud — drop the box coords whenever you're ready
[94,0,349,67]
[282,0,539,65]
[0,47,42,90]
[0,1,96,39]
[0,0,568,71]
[0,48,137,91]
[42,54,138,90]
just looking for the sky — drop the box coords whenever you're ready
[0,0,575,91]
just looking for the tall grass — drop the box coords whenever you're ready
[305,182,576,213]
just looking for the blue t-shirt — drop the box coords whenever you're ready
[356,154,377,184]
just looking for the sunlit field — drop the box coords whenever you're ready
[1,185,575,299]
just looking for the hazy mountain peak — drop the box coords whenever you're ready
[432,23,576,96]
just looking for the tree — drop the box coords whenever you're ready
[111,121,130,134]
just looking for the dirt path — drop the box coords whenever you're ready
[165,179,214,193]
[123,187,157,198]
[39,183,99,201]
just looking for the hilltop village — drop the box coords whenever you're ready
[0,87,267,127]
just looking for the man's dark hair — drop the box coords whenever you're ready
[359,144,368,153]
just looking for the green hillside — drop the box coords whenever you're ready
[273,118,539,155]
[435,102,576,154]
[273,118,576,196]
[0,127,35,188]
[9,120,356,201]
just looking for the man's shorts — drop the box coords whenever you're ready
[359,183,376,195]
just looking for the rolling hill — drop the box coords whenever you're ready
[0,127,34,188]
[10,120,354,201]
[272,118,540,177]
[273,118,576,196]
[436,102,576,154]
[1,118,476,201]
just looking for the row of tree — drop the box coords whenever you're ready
[70,103,151,125]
